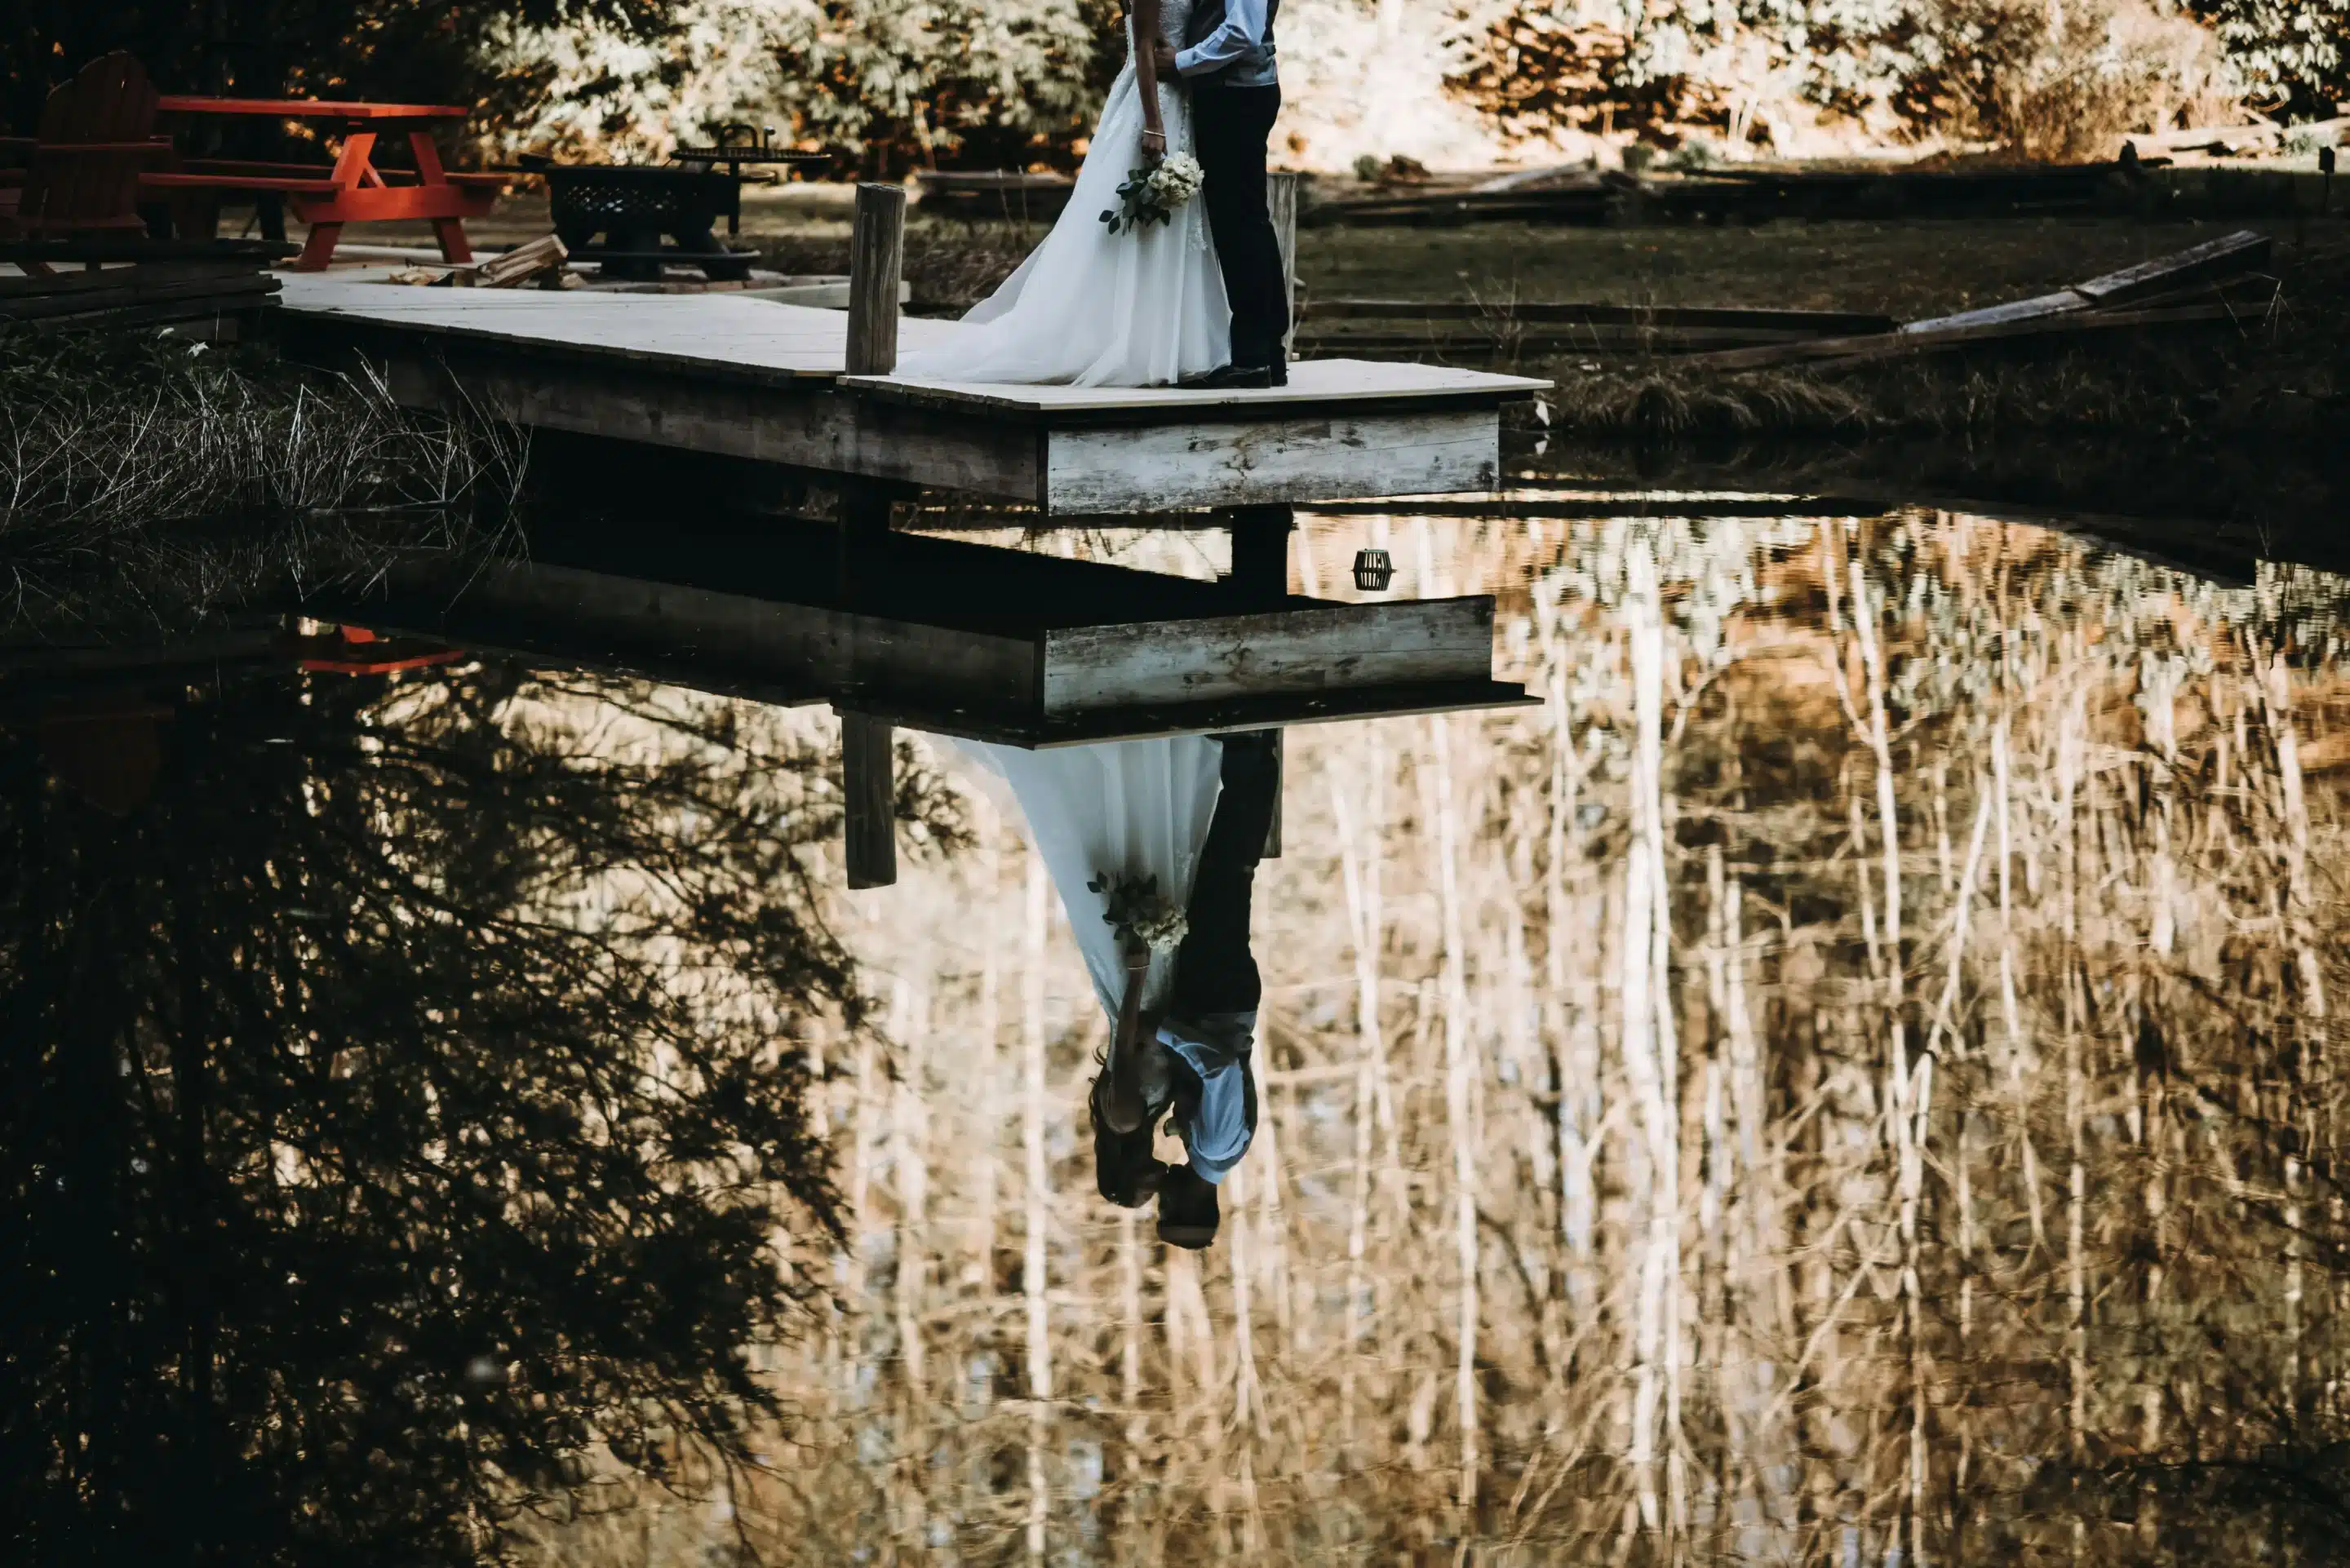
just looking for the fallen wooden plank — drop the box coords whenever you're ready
[1307,190,1615,227]
[917,171,1073,193]
[0,272,278,322]
[0,238,295,264]
[1685,301,2239,371]
[1465,166,1603,194]
[2126,120,2321,156]
[1305,299,1897,334]
[2069,228,2272,305]
[1900,228,2268,334]
[0,258,268,299]
[1298,330,1861,357]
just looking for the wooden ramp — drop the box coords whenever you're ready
[274,270,1548,513]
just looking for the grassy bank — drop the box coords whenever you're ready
[0,330,521,632]
[1292,216,2346,446]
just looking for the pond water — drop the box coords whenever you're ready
[9,495,2349,1565]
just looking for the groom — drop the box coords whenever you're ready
[1154,0,1288,388]
[1089,731,1278,1249]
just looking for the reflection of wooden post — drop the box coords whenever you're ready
[847,182,906,376]
[1264,728,1284,858]
[1227,502,1293,611]
[1267,171,1300,361]
[842,710,897,889]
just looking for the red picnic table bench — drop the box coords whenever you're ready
[0,54,502,273]
[149,95,504,269]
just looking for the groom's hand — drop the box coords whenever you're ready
[1151,41,1180,74]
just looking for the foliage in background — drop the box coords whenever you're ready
[483,0,1124,174]
[1447,0,2233,157]
[2190,0,2350,111]
[0,0,676,162]
[3,0,2341,168]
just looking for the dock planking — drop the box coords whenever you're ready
[273,270,1549,513]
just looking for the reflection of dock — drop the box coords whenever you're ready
[335,521,1535,888]
[274,272,1547,513]
[345,524,1532,747]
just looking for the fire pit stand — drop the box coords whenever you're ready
[521,130,828,282]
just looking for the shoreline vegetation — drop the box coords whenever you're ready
[0,330,522,634]
[752,212,2350,452]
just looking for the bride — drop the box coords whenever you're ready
[893,0,1230,388]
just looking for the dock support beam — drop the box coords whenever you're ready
[841,711,898,890]
[1227,503,1294,611]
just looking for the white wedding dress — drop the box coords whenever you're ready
[957,737,1224,1024]
[893,2,1231,388]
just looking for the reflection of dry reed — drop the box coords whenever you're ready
[522,510,2350,1564]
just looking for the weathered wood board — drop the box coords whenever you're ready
[1044,599,1494,711]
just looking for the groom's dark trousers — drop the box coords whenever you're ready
[1193,86,1288,373]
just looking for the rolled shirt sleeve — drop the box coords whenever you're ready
[1174,0,1270,77]
[1158,1012,1257,1182]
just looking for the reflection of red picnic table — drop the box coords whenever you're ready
[148,96,503,270]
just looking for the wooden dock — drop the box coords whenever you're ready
[273,269,1549,513]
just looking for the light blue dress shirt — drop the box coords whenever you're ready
[1157,1009,1257,1182]
[1174,0,1278,87]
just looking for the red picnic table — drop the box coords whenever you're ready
[146,97,503,270]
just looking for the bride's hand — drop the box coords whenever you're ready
[1140,127,1167,158]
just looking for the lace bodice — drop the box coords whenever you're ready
[1134,0,1195,54]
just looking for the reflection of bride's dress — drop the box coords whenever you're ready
[960,737,1222,1021]
[892,0,1230,388]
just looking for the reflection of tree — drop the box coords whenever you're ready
[0,663,929,1564]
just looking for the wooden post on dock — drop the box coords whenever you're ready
[839,183,908,889]
[1268,171,1300,361]
[846,182,907,377]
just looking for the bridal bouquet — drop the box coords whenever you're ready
[1100,151,1204,236]
[1088,870,1190,953]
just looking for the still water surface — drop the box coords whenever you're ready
[9,498,2348,1565]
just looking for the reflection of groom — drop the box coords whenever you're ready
[1153,0,1288,388]
[1090,732,1278,1249]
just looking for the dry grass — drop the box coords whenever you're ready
[0,330,524,631]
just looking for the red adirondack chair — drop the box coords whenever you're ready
[0,53,168,275]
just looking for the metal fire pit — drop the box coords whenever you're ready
[522,128,827,282]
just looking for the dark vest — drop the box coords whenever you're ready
[1182,0,1279,87]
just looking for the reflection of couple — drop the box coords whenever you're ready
[896,0,1288,389]
[970,732,1277,1249]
